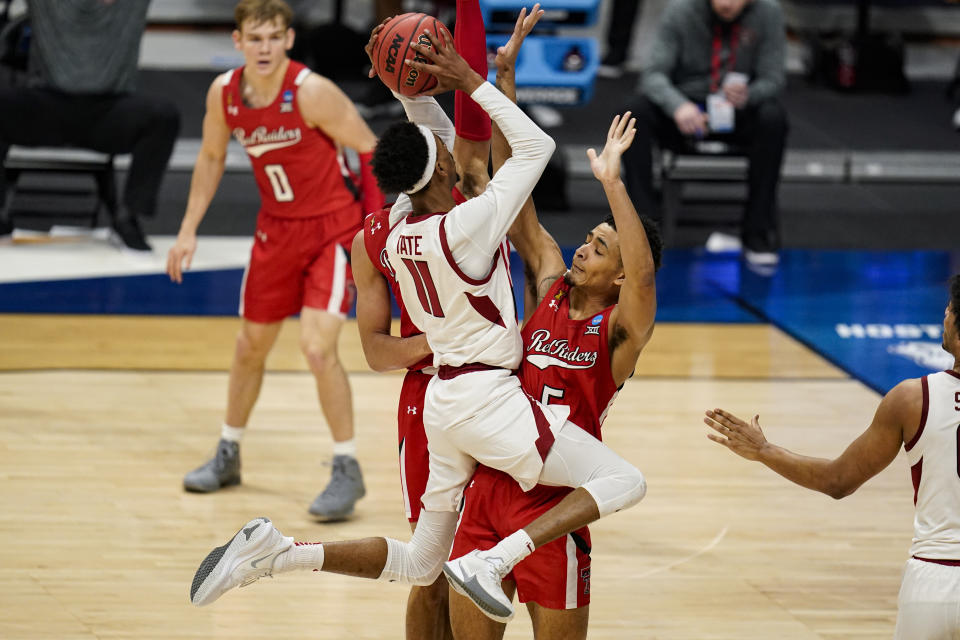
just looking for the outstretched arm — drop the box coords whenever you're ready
[704,379,919,499]
[406,8,556,276]
[492,6,565,315]
[351,231,431,372]
[595,114,657,385]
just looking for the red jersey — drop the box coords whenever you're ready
[458,275,620,558]
[518,277,619,440]
[363,205,432,371]
[222,61,356,218]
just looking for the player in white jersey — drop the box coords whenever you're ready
[704,274,960,639]
[189,7,647,624]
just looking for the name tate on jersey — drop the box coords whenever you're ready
[397,235,423,256]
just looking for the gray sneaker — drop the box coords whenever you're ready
[308,455,365,520]
[184,439,241,493]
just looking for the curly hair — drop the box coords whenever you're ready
[370,121,430,195]
[951,274,960,336]
[602,213,663,272]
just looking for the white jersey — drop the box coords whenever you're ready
[904,369,960,560]
[385,209,519,368]
[385,82,555,369]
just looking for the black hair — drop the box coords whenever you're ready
[370,121,429,195]
[601,213,663,272]
[951,274,960,336]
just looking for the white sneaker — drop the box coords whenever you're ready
[744,248,780,266]
[190,517,293,607]
[705,231,742,253]
[443,549,514,623]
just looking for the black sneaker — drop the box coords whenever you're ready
[597,53,626,79]
[0,218,12,238]
[112,217,152,251]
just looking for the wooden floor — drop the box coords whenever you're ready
[0,316,912,639]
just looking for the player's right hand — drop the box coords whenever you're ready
[406,27,482,96]
[166,232,197,284]
[673,102,708,137]
[364,18,391,78]
[495,4,543,73]
[704,408,768,461]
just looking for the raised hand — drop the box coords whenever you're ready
[406,27,484,96]
[704,408,769,461]
[495,4,544,74]
[364,17,392,79]
[586,112,636,184]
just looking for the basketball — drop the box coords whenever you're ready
[373,13,452,97]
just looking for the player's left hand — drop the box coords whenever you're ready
[406,27,483,96]
[364,17,392,79]
[587,112,636,185]
[704,408,768,461]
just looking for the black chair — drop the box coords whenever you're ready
[658,140,748,245]
[3,146,118,228]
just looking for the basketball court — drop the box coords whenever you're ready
[1,241,954,638]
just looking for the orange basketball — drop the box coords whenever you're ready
[373,13,452,97]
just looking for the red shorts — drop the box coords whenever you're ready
[398,369,431,522]
[240,204,362,323]
[451,466,591,610]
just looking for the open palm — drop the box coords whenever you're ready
[495,4,544,71]
[587,112,636,183]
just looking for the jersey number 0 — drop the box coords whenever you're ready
[265,164,294,202]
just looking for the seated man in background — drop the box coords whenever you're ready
[622,0,788,266]
[0,0,180,251]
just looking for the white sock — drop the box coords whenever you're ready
[332,438,357,458]
[484,529,535,574]
[273,542,325,573]
[221,424,245,443]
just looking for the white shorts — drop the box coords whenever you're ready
[895,557,960,639]
[420,368,570,513]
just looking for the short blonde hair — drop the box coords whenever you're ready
[234,0,294,31]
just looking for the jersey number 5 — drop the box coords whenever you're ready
[265,164,294,202]
[541,385,565,405]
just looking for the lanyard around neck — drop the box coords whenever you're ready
[710,23,741,93]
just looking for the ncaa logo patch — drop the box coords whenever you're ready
[591,314,602,325]
[280,89,294,113]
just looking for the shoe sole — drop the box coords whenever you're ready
[442,561,514,623]
[183,475,241,493]
[190,516,271,606]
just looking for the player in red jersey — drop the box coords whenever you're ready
[189,7,645,626]
[351,2,493,637]
[166,0,383,520]
[444,46,662,640]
